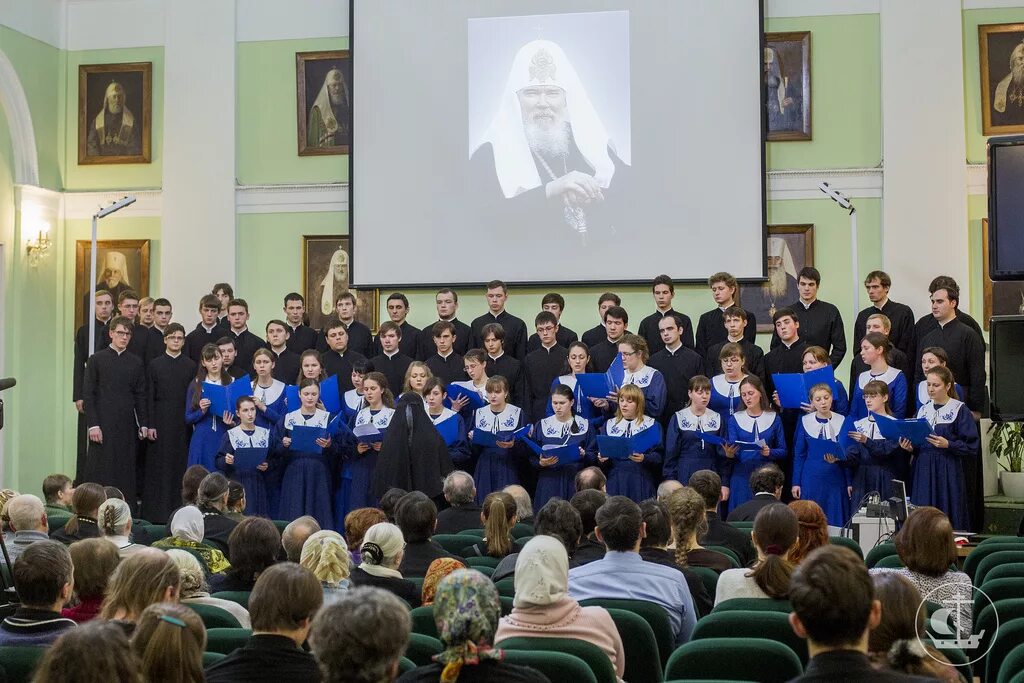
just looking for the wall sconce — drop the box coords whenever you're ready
[26,223,52,267]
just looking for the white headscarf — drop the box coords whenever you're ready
[767,237,798,279]
[169,505,205,543]
[311,68,350,138]
[359,522,405,578]
[474,39,616,199]
[98,498,132,534]
[513,535,569,608]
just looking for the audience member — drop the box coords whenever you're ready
[379,487,409,523]
[152,505,230,574]
[493,498,582,581]
[569,489,608,566]
[196,472,239,557]
[789,545,935,682]
[50,482,105,545]
[714,503,798,605]
[503,484,533,524]
[179,465,209,507]
[205,563,323,683]
[421,557,465,606]
[350,522,420,607]
[870,506,972,638]
[210,516,280,592]
[666,487,734,573]
[727,464,785,522]
[574,466,607,492]
[130,603,206,683]
[225,480,247,521]
[99,547,181,635]
[436,471,482,534]
[311,586,411,683]
[396,491,458,576]
[789,499,829,565]
[62,538,120,623]
[41,474,74,529]
[98,497,143,557]
[3,494,51,564]
[345,507,387,565]
[639,498,713,617]
[496,535,626,679]
[657,479,683,500]
[0,541,76,645]
[569,496,697,643]
[167,549,251,628]
[282,515,321,563]
[398,569,549,682]
[30,620,142,683]
[301,530,352,605]
[0,488,19,536]
[461,491,517,559]
[868,572,961,683]
[689,469,755,566]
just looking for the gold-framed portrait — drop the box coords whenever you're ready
[765,31,811,142]
[739,224,815,332]
[980,23,1024,135]
[296,50,351,156]
[78,62,152,165]
[302,235,378,332]
[75,239,151,329]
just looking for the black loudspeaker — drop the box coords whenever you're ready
[990,315,1024,421]
[988,136,1024,280]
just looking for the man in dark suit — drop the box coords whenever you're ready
[395,492,459,577]
[434,471,483,534]
[688,469,756,567]
[788,545,936,682]
[727,464,784,522]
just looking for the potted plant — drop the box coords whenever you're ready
[991,422,1024,499]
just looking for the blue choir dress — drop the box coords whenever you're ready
[470,404,525,503]
[620,365,668,419]
[430,408,471,469]
[792,412,851,526]
[851,367,908,419]
[601,416,664,503]
[724,410,787,512]
[275,408,335,530]
[531,414,597,510]
[216,425,271,517]
[843,415,906,508]
[185,381,232,471]
[664,406,725,483]
[336,406,394,522]
[709,374,745,418]
[910,399,979,531]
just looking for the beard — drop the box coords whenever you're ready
[1012,62,1024,89]
[329,88,345,106]
[762,266,790,299]
[525,120,571,159]
[107,101,123,115]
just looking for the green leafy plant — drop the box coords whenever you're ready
[991,422,1024,473]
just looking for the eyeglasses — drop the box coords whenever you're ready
[166,335,185,341]
[112,330,132,337]
[536,325,556,333]
[620,350,637,357]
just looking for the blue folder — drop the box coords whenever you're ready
[445,383,487,410]
[773,367,839,409]
[629,426,661,452]
[285,384,301,410]
[597,435,633,460]
[697,431,725,446]
[290,425,326,454]
[577,355,626,399]
[804,366,838,394]
[320,375,342,415]
[871,414,933,446]
[233,447,268,472]
[228,377,253,412]
[807,436,847,462]
[471,429,520,448]
[523,440,583,464]
[353,422,384,444]
[201,383,230,417]
[434,416,460,445]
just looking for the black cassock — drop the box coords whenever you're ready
[83,347,148,512]
[648,345,705,426]
[73,319,108,483]
[637,309,695,355]
[471,311,529,361]
[416,318,473,360]
[524,345,569,423]
[527,325,578,354]
[770,299,847,368]
[914,318,988,414]
[144,352,196,522]
[695,307,758,358]
[486,354,526,410]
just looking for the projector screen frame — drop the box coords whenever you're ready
[347,0,769,289]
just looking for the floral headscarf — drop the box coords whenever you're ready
[421,558,466,606]
[432,569,504,682]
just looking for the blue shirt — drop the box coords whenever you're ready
[567,550,696,643]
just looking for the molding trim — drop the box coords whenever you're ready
[767,167,883,200]
[962,0,1024,9]
[766,0,880,18]
[236,183,348,214]
[0,50,39,186]
[63,190,163,220]
[967,163,987,196]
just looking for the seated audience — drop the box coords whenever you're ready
[350,522,420,607]
[282,515,321,563]
[210,516,280,592]
[205,563,323,683]
[421,557,466,606]
[62,538,120,623]
[0,541,76,645]
[50,482,105,545]
[666,487,734,573]
[569,489,608,566]
[493,498,583,581]
[461,491,517,559]
[99,548,181,635]
[639,499,713,617]
[3,494,51,564]
[179,465,209,507]
[689,469,755,566]
[569,496,697,643]
[98,497,143,557]
[396,491,459,576]
[225,480,247,521]
[436,471,483,534]
[870,506,973,638]
[41,474,74,529]
[574,466,607,492]
[789,545,935,682]
[727,464,785,522]
[310,586,411,683]
[196,472,239,557]
[496,535,626,679]
[301,529,353,605]
[0,488,19,536]
[715,503,798,605]
[379,487,409,523]
[789,499,829,565]
[130,603,206,683]
[503,484,534,525]
[167,549,251,629]
[345,507,388,566]
[657,479,683,500]
[399,569,549,682]
[868,572,962,683]
[30,620,142,683]
[152,505,230,574]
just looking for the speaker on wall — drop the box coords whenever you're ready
[990,315,1024,421]
[988,136,1024,280]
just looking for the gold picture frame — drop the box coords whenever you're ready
[296,50,351,156]
[979,23,1024,136]
[78,62,152,165]
[739,224,815,333]
[302,235,378,332]
[75,239,151,330]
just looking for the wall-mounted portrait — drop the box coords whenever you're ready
[980,23,1024,135]
[764,31,811,142]
[296,50,351,155]
[75,240,151,330]
[739,224,815,333]
[983,219,1024,329]
[302,236,377,332]
[78,62,152,164]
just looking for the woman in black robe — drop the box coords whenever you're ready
[373,393,454,504]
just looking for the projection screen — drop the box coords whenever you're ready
[350,0,766,287]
